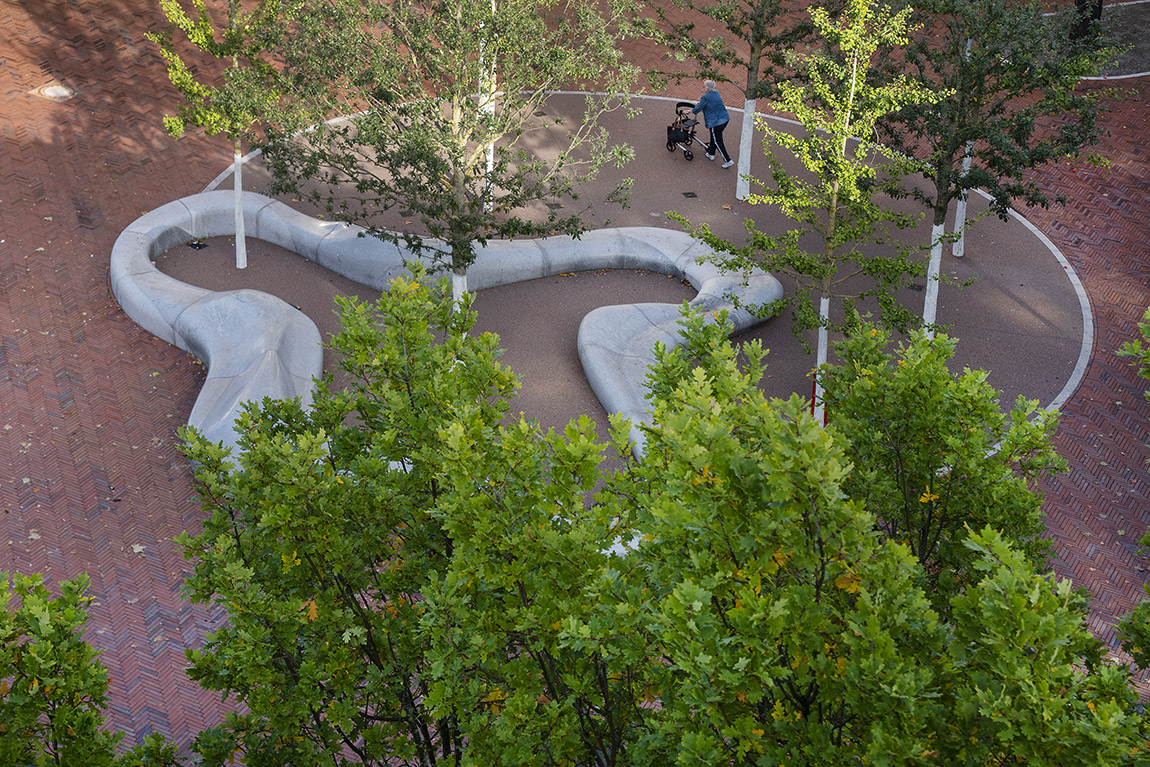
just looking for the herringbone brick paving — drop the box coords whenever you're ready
[0,0,1147,753]
[1024,80,1150,651]
[1,0,235,747]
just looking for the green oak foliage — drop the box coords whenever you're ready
[601,312,947,764]
[0,573,119,766]
[881,0,1113,228]
[942,529,1141,767]
[675,0,939,348]
[178,277,1146,765]
[1118,306,1150,398]
[819,324,1065,610]
[425,411,651,766]
[180,266,649,766]
[0,573,183,767]
[223,0,639,294]
[178,267,517,766]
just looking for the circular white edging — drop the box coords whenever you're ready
[110,190,782,456]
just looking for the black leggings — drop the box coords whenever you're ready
[707,121,731,162]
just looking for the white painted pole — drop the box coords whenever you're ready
[452,271,468,304]
[233,142,247,270]
[736,99,756,201]
[922,222,945,338]
[952,148,974,258]
[812,295,830,424]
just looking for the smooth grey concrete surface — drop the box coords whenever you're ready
[110,192,324,453]
[112,190,781,454]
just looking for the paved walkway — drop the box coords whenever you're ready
[0,0,1147,751]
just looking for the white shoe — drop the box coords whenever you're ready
[722,159,734,168]
[706,153,715,161]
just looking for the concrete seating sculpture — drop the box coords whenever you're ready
[110,191,782,456]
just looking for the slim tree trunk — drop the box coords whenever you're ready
[951,41,974,260]
[229,4,246,269]
[736,100,756,201]
[1073,0,1104,41]
[951,147,973,258]
[922,220,946,338]
[812,294,830,424]
[449,78,471,305]
[479,0,496,210]
[234,139,247,269]
[812,50,858,424]
[452,267,468,303]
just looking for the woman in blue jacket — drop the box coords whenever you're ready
[692,80,734,168]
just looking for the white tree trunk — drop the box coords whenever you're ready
[952,148,974,258]
[233,143,247,270]
[922,221,946,338]
[479,53,495,211]
[736,98,756,201]
[812,295,830,425]
[452,269,468,304]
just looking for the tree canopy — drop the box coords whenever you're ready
[881,0,1112,229]
[168,268,1147,766]
[672,0,939,419]
[4,273,1145,764]
[150,0,286,268]
[820,323,1065,611]
[163,0,641,298]
[0,572,183,766]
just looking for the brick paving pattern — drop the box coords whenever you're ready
[0,0,1147,753]
[0,0,234,747]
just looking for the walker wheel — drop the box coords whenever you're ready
[684,150,694,161]
[666,141,675,152]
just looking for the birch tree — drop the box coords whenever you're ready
[250,0,639,301]
[675,0,940,421]
[150,0,282,269]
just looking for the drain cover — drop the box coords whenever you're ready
[682,192,698,198]
[30,82,75,102]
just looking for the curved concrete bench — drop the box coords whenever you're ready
[110,193,325,453]
[110,191,781,456]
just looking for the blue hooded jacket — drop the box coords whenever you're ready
[692,90,729,129]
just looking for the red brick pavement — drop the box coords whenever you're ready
[1022,82,1150,652]
[0,0,236,748]
[0,0,1147,755]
